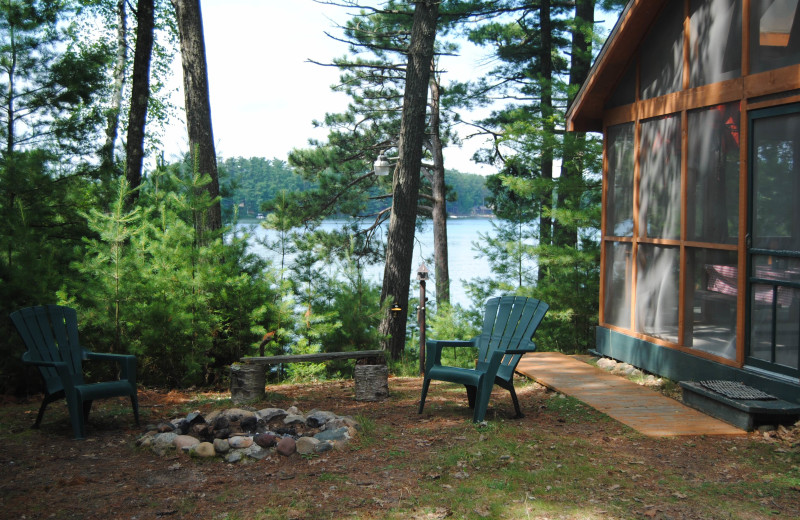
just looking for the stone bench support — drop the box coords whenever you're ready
[230,350,387,403]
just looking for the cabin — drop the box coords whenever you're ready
[566,0,800,402]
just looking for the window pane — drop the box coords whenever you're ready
[640,115,682,240]
[636,245,680,343]
[752,110,800,251]
[684,249,738,360]
[750,0,800,74]
[607,123,635,237]
[604,242,632,329]
[690,0,742,88]
[687,103,740,244]
[640,1,684,100]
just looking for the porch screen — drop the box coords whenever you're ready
[640,0,684,100]
[607,123,635,237]
[683,249,738,360]
[636,245,680,343]
[604,242,632,329]
[639,115,681,240]
[687,103,740,244]
[690,0,742,88]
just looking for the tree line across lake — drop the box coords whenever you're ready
[222,157,491,219]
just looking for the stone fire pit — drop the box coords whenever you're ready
[136,406,358,463]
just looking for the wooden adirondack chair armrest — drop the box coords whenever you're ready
[84,351,137,384]
[425,339,477,368]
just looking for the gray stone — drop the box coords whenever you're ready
[276,436,296,457]
[223,408,257,422]
[286,406,302,416]
[296,436,320,455]
[314,427,349,442]
[192,442,216,458]
[225,451,243,463]
[324,417,359,431]
[174,434,200,451]
[244,444,270,460]
[257,408,287,422]
[213,438,230,454]
[283,414,306,426]
[315,441,334,454]
[596,358,617,370]
[228,435,253,449]
[152,432,178,453]
[306,410,337,428]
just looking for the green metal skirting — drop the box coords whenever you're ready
[594,327,800,404]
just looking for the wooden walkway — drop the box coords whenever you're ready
[516,352,746,437]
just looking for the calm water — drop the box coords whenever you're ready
[241,218,497,304]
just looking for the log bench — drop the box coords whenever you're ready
[230,350,388,403]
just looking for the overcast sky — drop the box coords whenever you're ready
[162,0,498,175]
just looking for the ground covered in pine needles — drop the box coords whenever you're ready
[1,375,799,520]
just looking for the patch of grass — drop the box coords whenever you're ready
[317,471,347,483]
[542,393,610,424]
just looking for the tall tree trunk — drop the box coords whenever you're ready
[429,71,450,305]
[555,0,595,248]
[101,0,127,173]
[6,19,16,155]
[125,0,154,201]
[379,0,439,360]
[538,0,554,282]
[171,0,222,234]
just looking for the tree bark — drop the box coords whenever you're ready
[101,0,127,172]
[555,0,595,249]
[429,71,450,305]
[379,0,439,360]
[538,0,554,282]
[171,0,222,233]
[126,0,154,202]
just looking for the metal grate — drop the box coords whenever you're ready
[699,380,777,400]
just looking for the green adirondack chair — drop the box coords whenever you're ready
[418,295,548,422]
[10,305,139,439]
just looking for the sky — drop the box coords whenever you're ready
[162,0,498,175]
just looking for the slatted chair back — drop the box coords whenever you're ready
[475,295,549,381]
[11,305,85,394]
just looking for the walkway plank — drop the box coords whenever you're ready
[516,352,745,437]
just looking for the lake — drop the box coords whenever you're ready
[241,217,498,304]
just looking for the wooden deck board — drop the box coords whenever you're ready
[516,352,745,437]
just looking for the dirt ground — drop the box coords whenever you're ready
[0,376,798,520]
